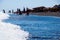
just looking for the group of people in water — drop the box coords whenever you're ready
[3,8,30,16]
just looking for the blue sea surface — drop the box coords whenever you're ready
[17,15,60,40]
[3,14,60,40]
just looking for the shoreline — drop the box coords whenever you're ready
[29,12,60,17]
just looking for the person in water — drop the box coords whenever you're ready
[3,9,5,13]
[17,8,22,15]
[8,10,11,13]
[18,9,22,15]
[26,8,29,15]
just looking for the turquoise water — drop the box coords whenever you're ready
[3,14,60,40]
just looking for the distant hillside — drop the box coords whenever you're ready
[25,4,60,13]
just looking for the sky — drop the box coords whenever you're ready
[0,0,60,11]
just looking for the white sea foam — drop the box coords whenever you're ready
[0,12,29,40]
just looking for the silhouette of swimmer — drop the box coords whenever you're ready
[3,9,5,13]
[8,10,11,13]
[26,8,29,15]
[17,8,22,15]
[18,9,22,15]
[23,8,25,13]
